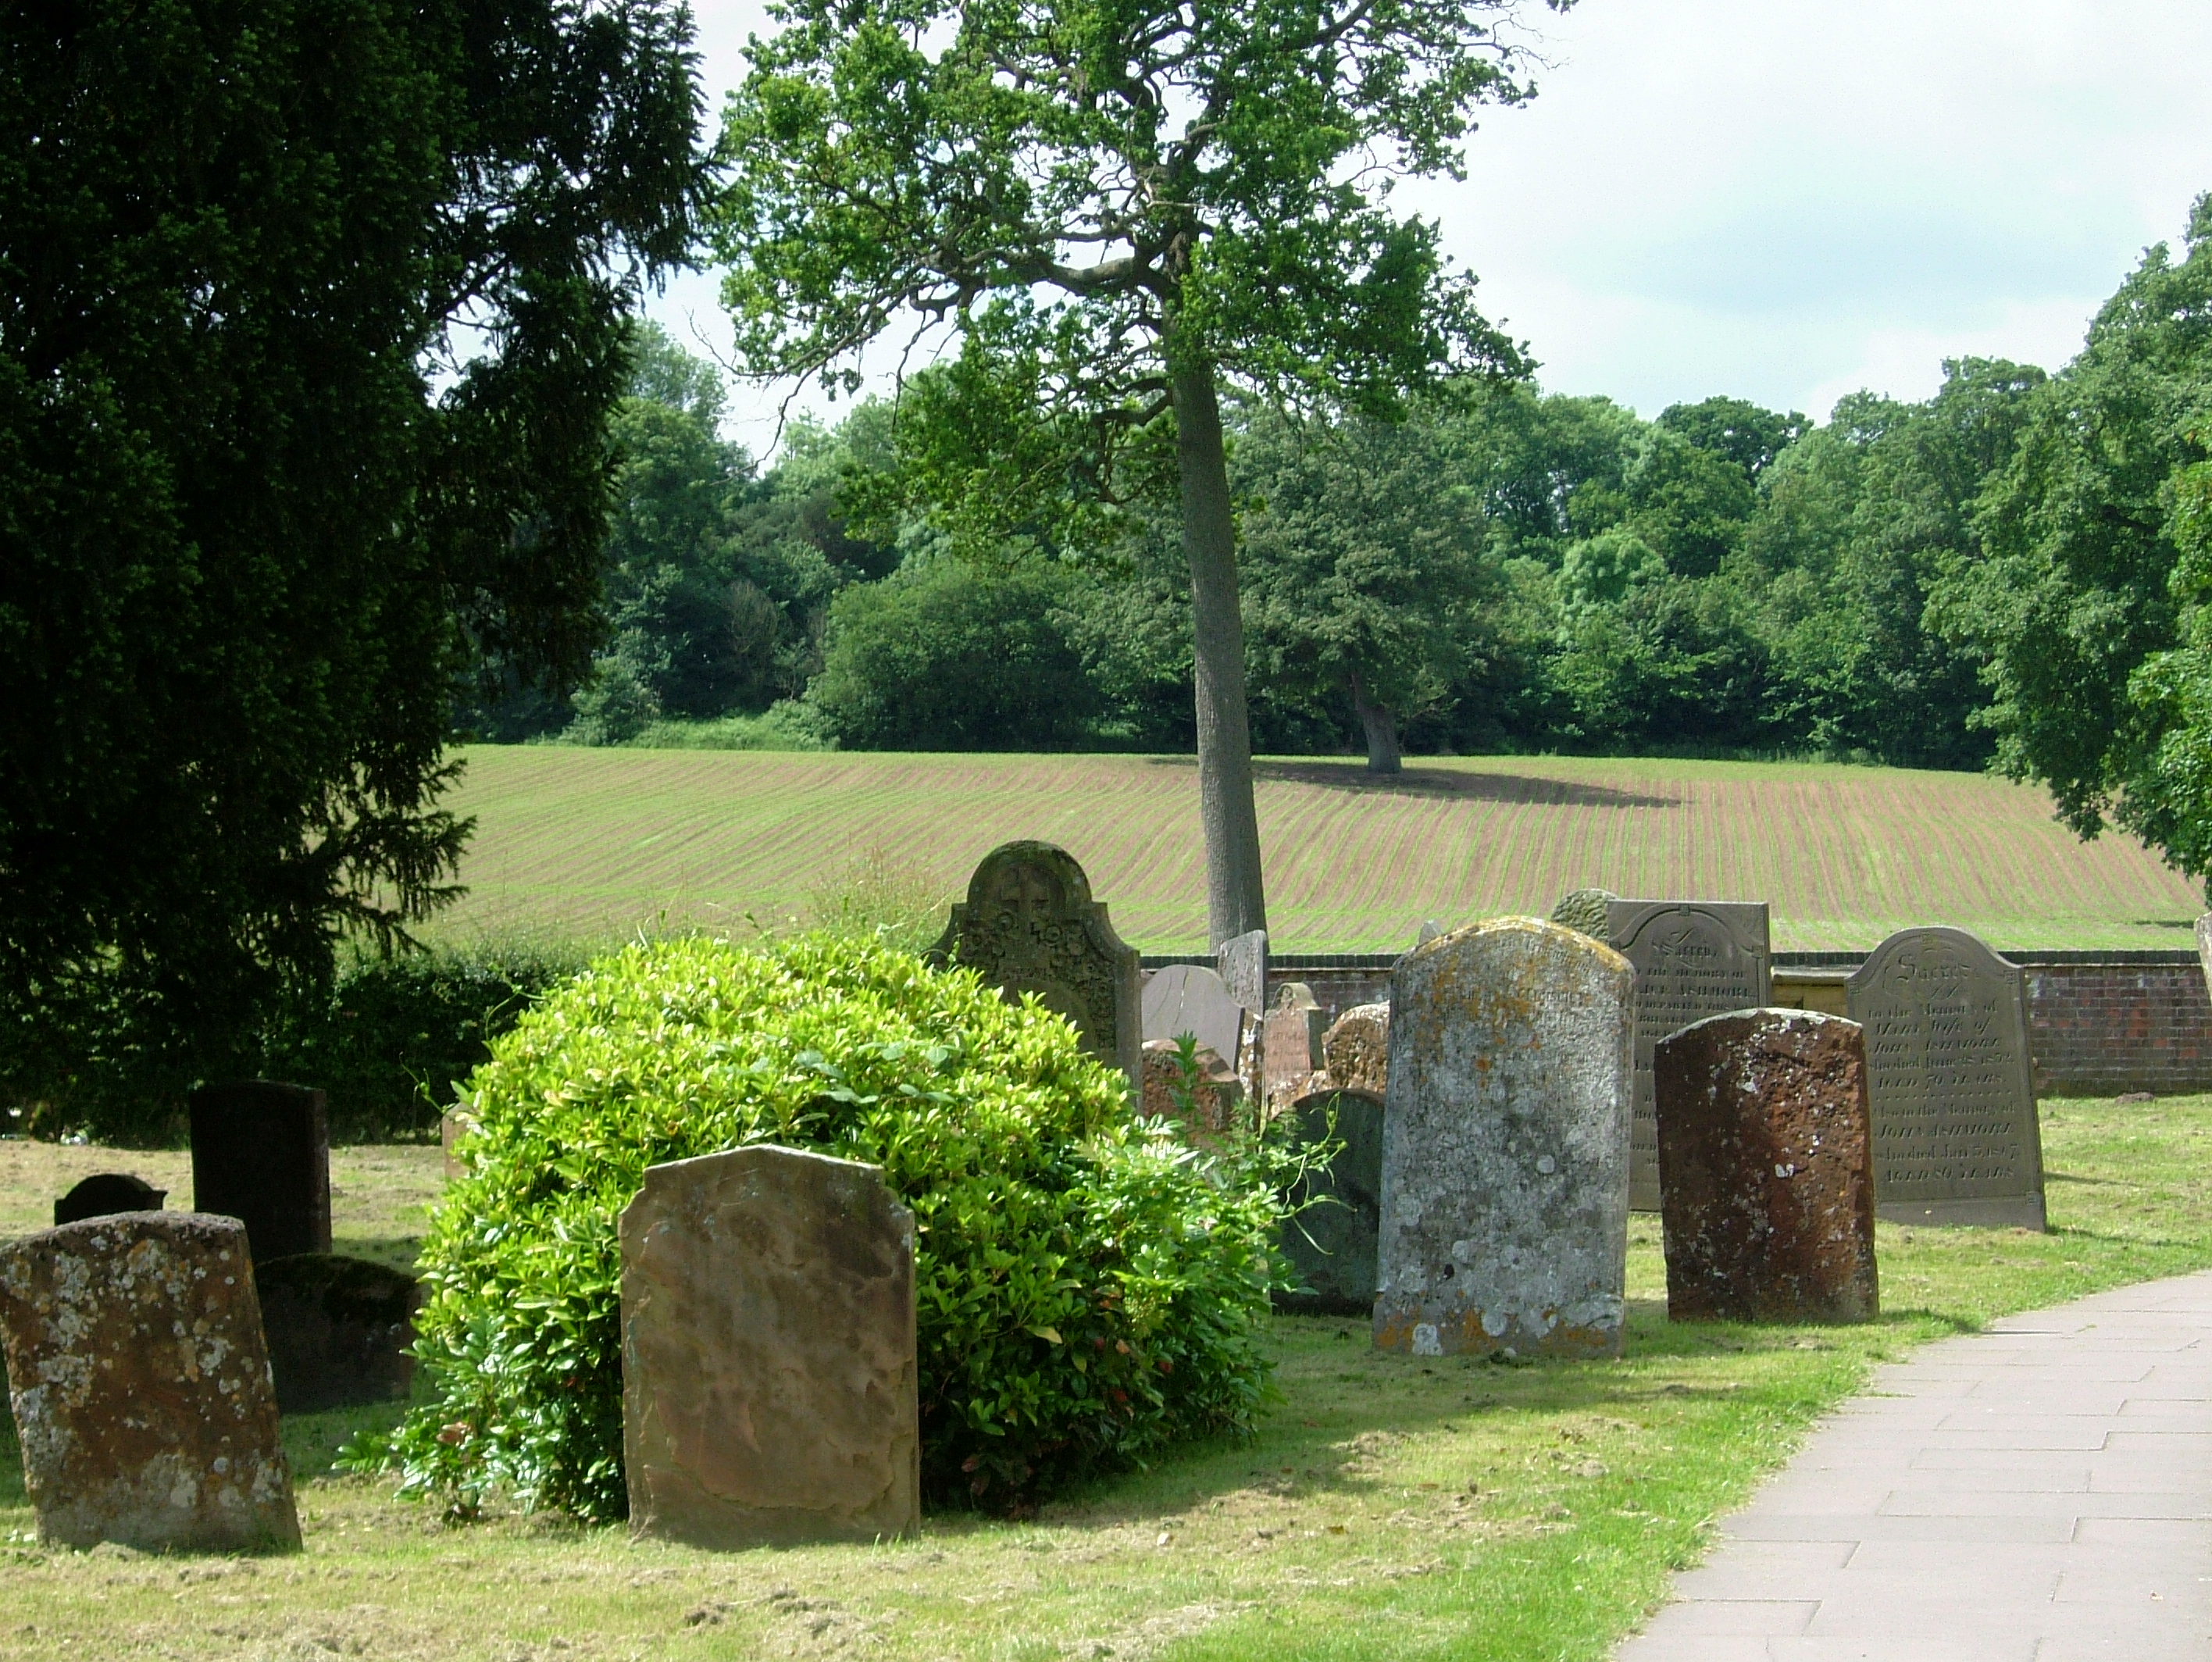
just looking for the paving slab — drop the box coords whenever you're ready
[1614,1268,2212,1660]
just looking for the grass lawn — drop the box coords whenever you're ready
[1,1093,2207,1661]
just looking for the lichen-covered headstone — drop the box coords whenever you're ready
[620,1145,919,1548]
[254,1254,420,1413]
[928,842,1142,1080]
[0,1212,300,1553]
[1607,901,1772,1211]
[1261,983,1327,1108]
[1138,1040,1245,1143]
[189,1079,331,1260]
[1141,962,1250,1069]
[1846,926,2046,1229]
[1216,929,1268,1017]
[1374,918,1634,1359]
[1654,1009,1878,1323]
[53,1172,165,1228]
[1321,1003,1390,1095]
[1548,888,1618,938]
[1276,1087,1386,1316]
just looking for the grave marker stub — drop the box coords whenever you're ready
[1141,963,1250,1068]
[1607,900,1772,1211]
[254,1254,421,1414]
[929,841,1141,1080]
[190,1079,331,1260]
[1846,927,2046,1229]
[1374,918,1634,1359]
[53,1172,165,1228]
[1276,1087,1385,1316]
[0,1212,300,1552]
[621,1144,920,1548]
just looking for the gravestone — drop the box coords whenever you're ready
[1138,1040,1244,1143]
[1846,927,2046,1229]
[0,1212,300,1552]
[1275,1087,1386,1316]
[621,1145,919,1548]
[1374,918,1634,1359]
[1549,888,1618,938]
[1654,1010,1878,1323]
[254,1254,420,1413]
[1608,901,1772,1211]
[1415,918,1447,946]
[2197,913,2212,1004]
[53,1172,165,1227]
[440,1109,479,1181]
[1321,1003,1390,1095]
[928,842,1142,1080]
[1216,929,1268,1017]
[1141,963,1250,1069]
[1261,983,1327,1107]
[190,1079,331,1260]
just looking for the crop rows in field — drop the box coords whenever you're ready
[430,747,2207,953]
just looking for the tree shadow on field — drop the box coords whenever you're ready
[1146,756,1680,808]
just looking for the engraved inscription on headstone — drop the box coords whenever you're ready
[1846,927,2046,1230]
[929,841,1142,1080]
[1141,963,1250,1069]
[1608,901,1772,1211]
[1261,983,1327,1108]
[189,1079,332,1260]
[1275,1088,1385,1316]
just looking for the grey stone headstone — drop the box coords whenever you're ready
[189,1079,331,1260]
[53,1172,165,1227]
[2196,914,2212,1004]
[1375,918,1634,1359]
[1415,918,1447,946]
[0,1212,300,1553]
[255,1254,420,1413]
[620,1145,919,1548]
[1846,927,2046,1229]
[1142,963,1250,1070]
[1607,901,1772,1211]
[1216,929,1268,1015]
[1275,1087,1385,1316]
[1549,888,1618,938]
[928,841,1142,1080]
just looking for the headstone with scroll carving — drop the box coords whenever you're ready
[1608,901,1772,1211]
[1846,927,2045,1229]
[928,842,1142,1081]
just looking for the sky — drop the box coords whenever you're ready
[649,0,2212,458]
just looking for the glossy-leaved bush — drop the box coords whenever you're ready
[366,934,1284,1521]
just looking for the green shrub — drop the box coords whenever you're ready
[366,933,1284,1521]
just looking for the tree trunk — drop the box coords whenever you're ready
[1350,671,1402,774]
[1172,356,1268,947]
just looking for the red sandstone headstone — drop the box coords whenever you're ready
[1139,1039,1244,1144]
[1654,1008,1878,1324]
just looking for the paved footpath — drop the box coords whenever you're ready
[1615,1269,2212,1661]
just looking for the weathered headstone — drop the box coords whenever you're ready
[1141,962,1250,1069]
[189,1079,331,1260]
[928,842,1142,1080]
[1261,983,1327,1107]
[1415,918,1447,946]
[1654,1010,1878,1323]
[254,1254,420,1413]
[1138,1040,1245,1143]
[620,1145,919,1548]
[53,1172,165,1228]
[440,1108,479,1181]
[1608,901,1772,1211]
[1276,1087,1386,1316]
[1846,927,2046,1229]
[1216,929,1268,1018]
[1321,1003,1390,1095]
[1549,887,1618,938]
[0,1213,300,1553]
[2196,913,2212,1004]
[1374,918,1634,1359]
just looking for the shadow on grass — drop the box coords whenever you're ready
[1144,756,1681,809]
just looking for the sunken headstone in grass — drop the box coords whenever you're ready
[1320,1003,1390,1095]
[1548,888,1618,939]
[1138,1040,1245,1145]
[0,1212,300,1552]
[53,1172,165,1227]
[254,1254,420,1413]
[1261,983,1327,1109]
[189,1079,331,1260]
[1607,900,1772,1212]
[1374,919,1634,1359]
[1275,1086,1385,1317]
[621,1145,920,1549]
[1846,927,2046,1230]
[927,841,1143,1081]
[1141,962,1251,1072]
[1216,929,1268,1019]
[1654,1010,1878,1324]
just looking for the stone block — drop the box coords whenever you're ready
[620,1145,919,1548]
[1321,1002,1390,1095]
[0,1212,299,1553]
[189,1079,330,1261]
[1654,1009,1878,1323]
[1374,918,1634,1359]
[53,1172,165,1228]
[254,1254,419,1413]
[1276,1087,1385,1316]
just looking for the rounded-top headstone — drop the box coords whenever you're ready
[53,1171,166,1228]
[1321,1003,1390,1095]
[1276,1087,1386,1316]
[1548,888,1618,938]
[1142,962,1250,1068]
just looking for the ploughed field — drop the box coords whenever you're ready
[430,747,2205,954]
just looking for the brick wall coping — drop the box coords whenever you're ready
[1139,947,2206,973]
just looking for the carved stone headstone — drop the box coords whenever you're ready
[1276,1087,1385,1316]
[1608,901,1772,1211]
[621,1145,919,1548]
[1141,963,1250,1069]
[1374,918,1634,1359]
[1216,929,1268,1018]
[1654,1010,1878,1323]
[1549,888,1618,938]
[1846,927,2046,1229]
[440,1108,479,1181]
[1261,983,1327,1107]
[2197,913,2212,1004]
[1138,1040,1244,1143]
[53,1172,165,1227]
[254,1254,420,1413]
[0,1212,300,1553]
[928,842,1141,1079]
[1321,1003,1390,1095]
[189,1079,331,1260]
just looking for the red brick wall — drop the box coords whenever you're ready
[2021,960,2212,1097]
